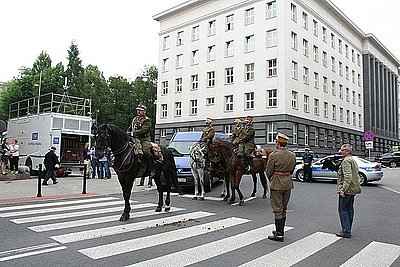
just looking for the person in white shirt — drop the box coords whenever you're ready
[10,139,20,174]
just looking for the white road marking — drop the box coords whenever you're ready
[0,244,66,263]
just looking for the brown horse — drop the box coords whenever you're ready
[208,140,272,205]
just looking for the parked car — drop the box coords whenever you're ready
[168,132,229,192]
[378,152,400,168]
[293,155,383,185]
[291,148,320,164]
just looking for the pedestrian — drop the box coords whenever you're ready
[42,146,59,185]
[91,147,100,179]
[9,139,20,174]
[336,144,361,238]
[82,142,92,179]
[1,137,10,175]
[99,152,111,179]
[302,148,314,182]
[266,133,296,242]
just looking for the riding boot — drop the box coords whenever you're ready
[268,219,284,242]
[245,155,253,172]
[144,152,155,177]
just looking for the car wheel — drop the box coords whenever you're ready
[204,173,212,193]
[389,161,397,168]
[296,169,305,182]
[358,172,368,185]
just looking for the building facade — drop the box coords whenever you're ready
[153,0,400,156]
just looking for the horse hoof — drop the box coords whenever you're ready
[198,197,205,201]
[262,195,267,199]
[155,207,162,212]
[192,196,198,200]
[239,200,245,206]
[228,200,234,205]
[219,193,225,198]
[250,193,256,197]
[223,197,229,202]
[165,206,170,212]
[119,214,130,221]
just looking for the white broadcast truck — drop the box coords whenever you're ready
[7,92,92,175]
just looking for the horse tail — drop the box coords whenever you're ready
[161,145,183,195]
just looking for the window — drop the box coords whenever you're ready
[177,31,184,46]
[339,61,343,76]
[331,56,336,72]
[162,81,168,95]
[266,1,277,18]
[245,35,255,52]
[245,63,255,81]
[293,124,298,144]
[291,32,297,50]
[160,129,166,137]
[331,80,336,96]
[346,87,350,102]
[291,3,297,22]
[322,51,327,67]
[191,74,198,90]
[357,54,361,66]
[174,102,182,117]
[313,45,319,62]
[346,110,350,124]
[206,97,215,106]
[175,78,182,93]
[302,12,308,29]
[163,36,170,50]
[192,50,199,65]
[351,49,355,63]
[224,125,233,135]
[190,99,198,115]
[208,20,216,36]
[207,71,216,87]
[331,33,335,48]
[225,67,234,84]
[339,84,343,99]
[266,89,277,107]
[207,45,216,61]
[314,72,319,89]
[358,93,361,106]
[162,58,169,72]
[313,20,318,36]
[345,66,349,80]
[352,91,356,104]
[352,112,356,126]
[267,29,277,47]
[345,44,349,58]
[315,128,319,147]
[323,102,328,118]
[192,26,199,41]
[245,8,255,25]
[358,74,361,86]
[352,70,355,83]
[292,90,298,109]
[224,95,234,111]
[303,66,309,84]
[245,92,255,109]
[292,61,298,79]
[226,40,234,57]
[267,122,277,144]
[304,126,309,146]
[314,98,320,115]
[339,107,344,122]
[323,76,328,92]
[303,39,309,56]
[332,104,337,120]
[338,39,343,53]
[267,58,277,77]
[358,114,362,127]
[176,54,183,69]
[322,27,327,42]
[304,94,309,113]
[226,14,234,31]
[161,104,167,118]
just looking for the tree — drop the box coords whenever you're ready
[65,41,86,97]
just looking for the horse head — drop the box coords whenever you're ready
[321,156,343,172]
[94,124,110,158]
[208,140,235,163]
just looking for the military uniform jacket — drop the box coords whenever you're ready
[237,126,255,146]
[266,148,296,190]
[230,126,243,144]
[129,116,151,141]
[200,125,215,143]
[337,155,361,195]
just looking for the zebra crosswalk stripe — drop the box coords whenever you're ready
[50,211,215,244]
[340,241,400,267]
[11,203,156,224]
[124,225,293,267]
[0,246,67,263]
[28,207,185,232]
[79,217,250,259]
[240,232,340,266]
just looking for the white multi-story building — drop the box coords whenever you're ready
[153,0,400,155]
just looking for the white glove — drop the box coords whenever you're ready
[55,164,60,168]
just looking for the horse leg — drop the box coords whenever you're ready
[192,170,198,200]
[220,178,227,198]
[260,172,268,199]
[251,173,257,197]
[154,173,163,212]
[165,180,171,212]
[236,176,245,206]
[120,176,133,221]
[223,175,230,201]
[228,175,236,205]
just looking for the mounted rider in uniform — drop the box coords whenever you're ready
[236,116,255,172]
[199,117,215,150]
[127,104,154,174]
[230,118,243,144]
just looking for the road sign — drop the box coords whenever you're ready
[365,141,373,149]
[364,130,374,141]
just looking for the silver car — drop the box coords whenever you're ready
[293,155,383,185]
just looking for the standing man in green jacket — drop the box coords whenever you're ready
[336,143,361,238]
[266,133,296,242]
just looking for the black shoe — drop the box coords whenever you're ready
[2,172,7,175]
[42,183,49,186]
[268,232,284,242]
[335,231,351,238]
[53,181,58,184]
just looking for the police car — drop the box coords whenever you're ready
[293,155,383,185]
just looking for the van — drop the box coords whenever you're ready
[168,131,229,192]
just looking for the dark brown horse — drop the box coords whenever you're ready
[208,140,272,205]
[95,124,181,221]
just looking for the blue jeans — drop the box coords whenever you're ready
[99,160,111,178]
[92,159,100,178]
[338,194,355,235]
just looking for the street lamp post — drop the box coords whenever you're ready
[34,71,42,115]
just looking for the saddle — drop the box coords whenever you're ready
[251,145,267,159]
[150,143,164,163]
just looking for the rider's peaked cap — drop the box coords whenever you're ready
[275,132,289,143]
[205,117,213,123]
[234,118,242,124]
[136,104,147,111]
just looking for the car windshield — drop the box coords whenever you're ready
[168,141,195,155]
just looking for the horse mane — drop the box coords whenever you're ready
[213,139,234,149]
[106,124,129,142]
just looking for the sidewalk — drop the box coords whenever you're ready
[0,171,155,204]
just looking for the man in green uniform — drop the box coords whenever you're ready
[127,104,154,172]
[199,117,215,148]
[230,118,243,144]
[236,116,255,171]
[266,133,296,242]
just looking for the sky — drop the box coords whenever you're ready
[0,0,399,83]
